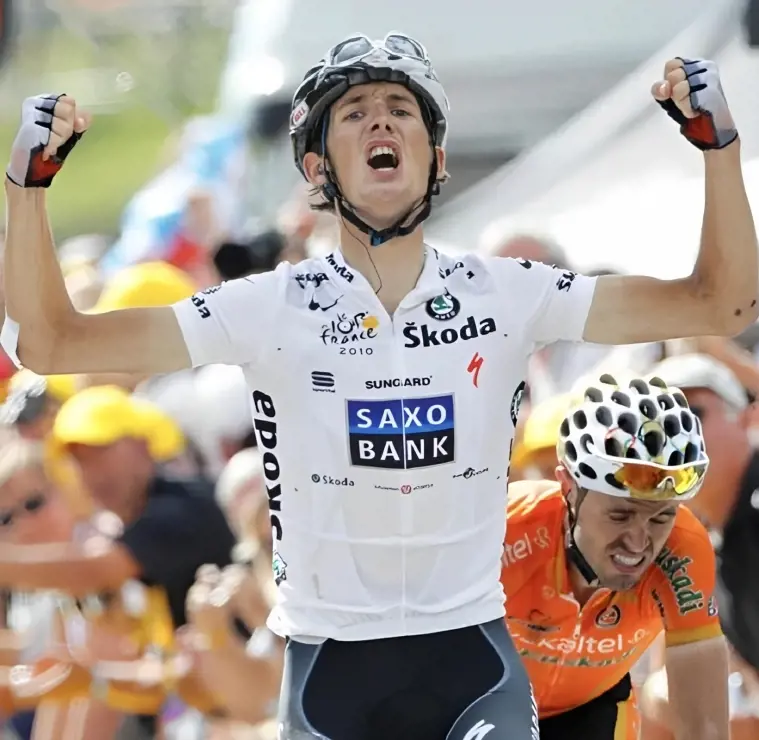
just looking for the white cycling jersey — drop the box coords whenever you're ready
[172,247,597,641]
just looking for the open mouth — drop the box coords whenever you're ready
[367,145,399,171]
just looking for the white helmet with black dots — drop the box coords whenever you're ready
[557,373,709,500]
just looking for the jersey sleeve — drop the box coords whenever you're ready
[489,257,598,346]
[650,514,723,648]
[171,265,285,367]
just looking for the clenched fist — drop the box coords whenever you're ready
[6,94,90,188]
[653,58,737,150]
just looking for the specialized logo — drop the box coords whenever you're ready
[467,352,484,387]
[312,371,335,392]
[346,394,455,469]
[462,719,494,740]
[311,474,354,486]
[190,292,211,319]
[556,269,577,292]
[365,376,431,390]
[595,605,622,628]
[453,466,487,480]
[655,545,704,615]
[326,253,354,282]
[403,316,496,349]
[294,272,329,289]
[510,380,526,426]
[425,292,461,321]
[321,312,378,348]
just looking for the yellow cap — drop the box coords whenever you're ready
[53,386,185,462]
[93,261,196,313]
[512,392,578,469]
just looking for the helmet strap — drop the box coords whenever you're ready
[318,116,440,247]
[564,490,600,586]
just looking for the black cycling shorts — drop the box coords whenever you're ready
[278,618,538,739]
[538,673,633,740]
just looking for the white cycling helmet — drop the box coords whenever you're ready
[557,373,709,500]
[289,32,450,246]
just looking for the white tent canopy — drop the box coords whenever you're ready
[427,0,758,263]
[475,156,759,278]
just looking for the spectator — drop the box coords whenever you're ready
[0,386,239,738]
[644,354,759,736]
[79,261,197,393]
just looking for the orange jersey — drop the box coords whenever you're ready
[501,482,722,719]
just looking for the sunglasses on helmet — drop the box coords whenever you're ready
[610,457,708,501]
[328,32,429,68]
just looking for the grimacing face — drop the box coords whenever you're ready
[571,489,678,590]
[303,81,445,229]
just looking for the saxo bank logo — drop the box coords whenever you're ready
[346,394,455,469]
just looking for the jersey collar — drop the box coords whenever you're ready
[324,247,449,308]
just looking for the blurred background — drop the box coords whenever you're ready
[0,0,758,737]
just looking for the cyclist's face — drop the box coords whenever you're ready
[575,491,678,590]
[310,82,444,227]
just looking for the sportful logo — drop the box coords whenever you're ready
[655,546,704,615]
[346,394,455,469]
[311,371,335,392]
[325,253,354,282]
[403,316,496,348]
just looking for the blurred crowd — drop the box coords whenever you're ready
[0,173,756,739]
[0,104,755,740]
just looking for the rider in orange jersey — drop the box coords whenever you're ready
[501,374,728,740]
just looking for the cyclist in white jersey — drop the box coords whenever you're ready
[1,34,757,739]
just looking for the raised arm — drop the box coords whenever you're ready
[4,183,189,375]
[2,95,276,375]
[1,95,190,375]
[584,59,759,345]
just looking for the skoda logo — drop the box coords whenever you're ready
[425,292,461,321]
